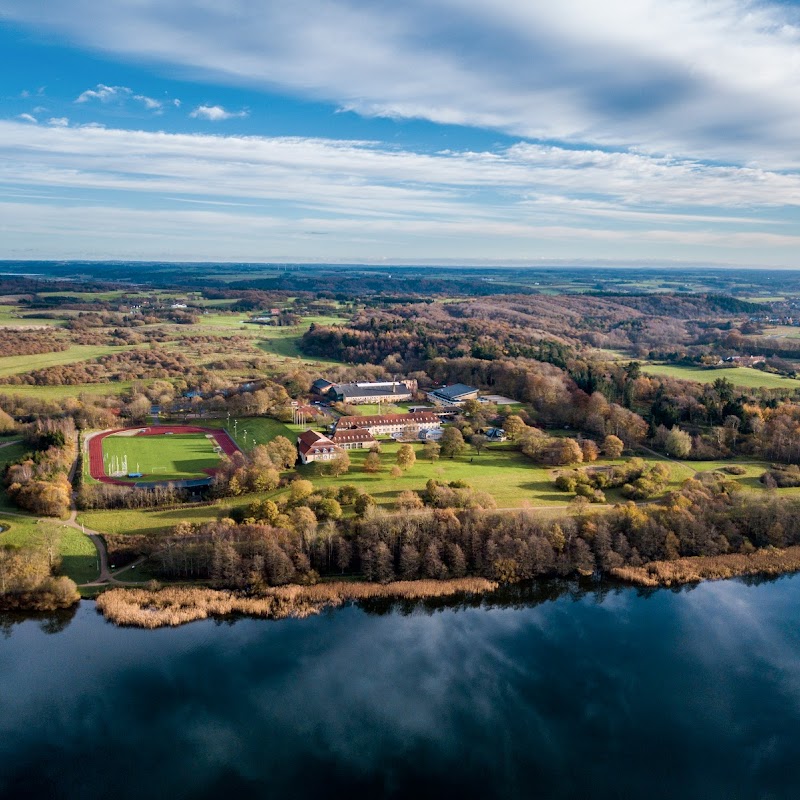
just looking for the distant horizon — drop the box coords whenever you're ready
[2,259,800,273]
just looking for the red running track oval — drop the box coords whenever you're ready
[87,425,241,486]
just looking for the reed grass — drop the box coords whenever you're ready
[611,546,800,587]
[95,577,498,628]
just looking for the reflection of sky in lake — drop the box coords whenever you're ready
[2,577,800,799]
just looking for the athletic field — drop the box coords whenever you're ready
[88,426,239,485]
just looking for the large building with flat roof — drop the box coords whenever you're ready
[426,383,479,406]
[316,378,417,404]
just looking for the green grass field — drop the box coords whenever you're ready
[643,363,800,390]
[201,417,297,450]
[0,344,132,378]
[345,403,412,416]
[36,291,128,301]
[687,460,770,490]
[0,515,98,584]
[0,305,68,327]
[0,380,142,400]
[101,432,222,482]
[252,316,349,365]
[78,495,265,537]
[298,440,644,509]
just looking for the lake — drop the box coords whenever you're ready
[2,576,800,799]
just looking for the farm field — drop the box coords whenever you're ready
[0,305,67,327]
[642,363,800,390]
[35,290,127,301]
[762,326,800,338]
[0,380,141,399]
[744,296,787,303]
[194,312,251,328]
[100,432,223,482]
[0,515,98,584]
[0,344,131,378]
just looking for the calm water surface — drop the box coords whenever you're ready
[2,577,800,799]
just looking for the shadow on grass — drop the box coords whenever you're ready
[60,554,99,584]
[518,485,569,503]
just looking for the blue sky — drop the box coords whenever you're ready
[1,0,799,266]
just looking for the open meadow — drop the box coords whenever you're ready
[0,344,133,378]
[77,495,265,537]
[0,381,142,399]
[297,440,700,509]
[643,363,800,390]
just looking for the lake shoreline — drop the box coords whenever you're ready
[82,546,800,627]
[94,577,499,628]
[611,545,800,587]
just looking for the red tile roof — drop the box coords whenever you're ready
[297,429,341,456]
[337,412,439,429]
[331,427,376,444]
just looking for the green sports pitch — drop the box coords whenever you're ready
[101,433,223,482]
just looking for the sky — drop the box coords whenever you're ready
[1,0,799,267]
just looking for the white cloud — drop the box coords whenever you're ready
[75,83,164,112]
[3,1,800,166]
[134,94,162,111]
[0,120,798,264]
[46,117,69,127]
[189,104,248,121]
[76,83,130,103]
[16,113,37,124]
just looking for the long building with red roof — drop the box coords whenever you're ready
[330,427,377,450]
[334,412,440,437]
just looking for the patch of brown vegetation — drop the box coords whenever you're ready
[611,546,800,587]
[95,577,499,628]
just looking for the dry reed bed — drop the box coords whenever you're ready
[612,546,800,587]
[95,578,499,628]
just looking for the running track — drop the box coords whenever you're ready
[87,425,240,486]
